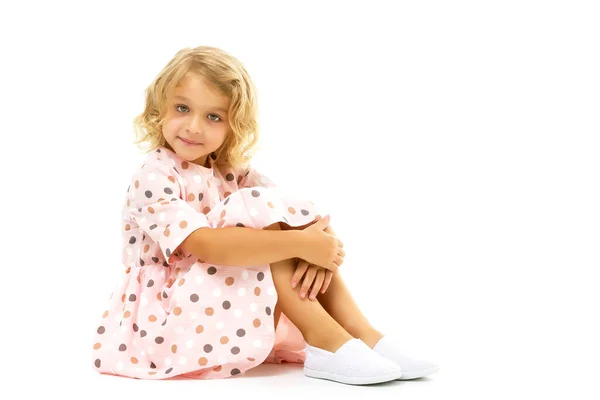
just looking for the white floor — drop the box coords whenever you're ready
[78,362,441,400]
[12,351,598,400]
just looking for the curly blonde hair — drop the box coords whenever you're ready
[133,46,260,170]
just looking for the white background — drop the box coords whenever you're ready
[1,0,598,398]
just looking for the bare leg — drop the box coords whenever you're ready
[264,222,354,352]
[316,271,385,349]
[280,222,385,349]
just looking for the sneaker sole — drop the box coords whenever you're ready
[395,366,439,380]
[304,367,403,385]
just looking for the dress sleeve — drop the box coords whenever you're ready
[237,166,277,188]
[126,159,211,263]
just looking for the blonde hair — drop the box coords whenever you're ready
[133,46,260,170]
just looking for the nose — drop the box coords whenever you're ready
[186,114,204,135]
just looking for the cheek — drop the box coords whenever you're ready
[214,128,229,142]
[163,118,182,135]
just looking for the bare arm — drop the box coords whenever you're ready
[180,226,305,267]
[283,219,338,239]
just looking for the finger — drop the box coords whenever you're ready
[300,266,318,299]
[321,270,334,293]
[329,262,339,272]
[310,269,326,300]
[337,239,344,248]
[291,259,309,289]
[338,248,345,257]
[333,251,344,264]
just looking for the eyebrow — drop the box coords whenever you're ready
[173,95,228,114]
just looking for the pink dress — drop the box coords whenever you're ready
[91,146,324,380]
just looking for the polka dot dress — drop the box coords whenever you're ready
[92,146,325,380]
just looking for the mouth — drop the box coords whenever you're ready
[178,137,202,146]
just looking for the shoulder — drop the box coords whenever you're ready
[129,149,185,190]
[135,148,182,175]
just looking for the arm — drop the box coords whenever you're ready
[127,155,213,265]
[281,218,337,238]
[181,227,305,267]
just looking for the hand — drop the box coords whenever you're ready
[299,215,345,271]
[291,258,334,300]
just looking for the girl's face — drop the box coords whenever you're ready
[162,74,231,167]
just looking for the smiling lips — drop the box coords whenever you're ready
[179,137,202,145]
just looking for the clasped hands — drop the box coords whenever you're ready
[290,215,345,301]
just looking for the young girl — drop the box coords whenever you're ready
[91,45,438,385]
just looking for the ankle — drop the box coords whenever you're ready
[346,326,384,349]
[305,331,354,353]
[362,330,385,349]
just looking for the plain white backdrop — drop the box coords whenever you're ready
[1,0,598,398]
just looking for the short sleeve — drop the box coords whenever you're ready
[126,159,211,263]
[237,166,277,188]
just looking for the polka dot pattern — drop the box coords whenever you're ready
[94,146,320,380]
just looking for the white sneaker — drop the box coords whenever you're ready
[372,336,439,380]
[303,338,403,385]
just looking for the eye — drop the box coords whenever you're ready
[176,104,222,122]
[208,114,222,122]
